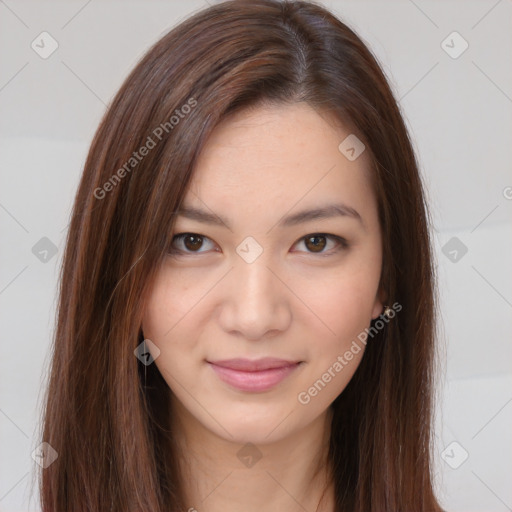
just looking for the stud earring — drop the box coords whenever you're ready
[383,305,393,318]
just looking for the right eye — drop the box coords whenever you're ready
[168,233,218,254]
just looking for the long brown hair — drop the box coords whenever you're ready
[37,1,443,510]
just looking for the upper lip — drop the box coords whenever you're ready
[208,358,300,371]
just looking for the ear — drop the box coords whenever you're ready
[371,286,387,320]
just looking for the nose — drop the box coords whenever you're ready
[218,255,292,341]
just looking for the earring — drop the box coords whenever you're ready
[383,305,393,317]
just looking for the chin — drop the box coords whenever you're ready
[210,406,297,445]
[218,422,289,446]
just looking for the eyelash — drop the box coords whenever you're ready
[168,232,348,257]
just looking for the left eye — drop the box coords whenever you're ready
[292,233,347,254]
[168,233,347,255]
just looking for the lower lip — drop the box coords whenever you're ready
[208,362,301,392]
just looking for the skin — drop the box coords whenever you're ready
[142,102,385,512]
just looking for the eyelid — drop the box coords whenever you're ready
[168,232,348,255]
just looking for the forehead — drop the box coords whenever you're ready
[181,103,377,230]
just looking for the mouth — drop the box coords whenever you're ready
[207,358,303,392]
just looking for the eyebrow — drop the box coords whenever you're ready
[175,202,364,230]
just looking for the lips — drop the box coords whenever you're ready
[209,357,299,371]
[207,358,302,392]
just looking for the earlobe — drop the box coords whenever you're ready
[371,288,387,319]
[371,300,383,320]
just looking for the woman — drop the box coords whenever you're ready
[38,1,444,510]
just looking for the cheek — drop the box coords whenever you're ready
[141,270,191,366]
[291,255,381,399]
[294,267,380,344]
[142,265,210,340]
[293,277,372,409]
[141,266,217,389]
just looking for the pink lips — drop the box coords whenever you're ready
[207,357,301,392]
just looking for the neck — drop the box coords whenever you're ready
[171,400,335,512]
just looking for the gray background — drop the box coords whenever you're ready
[1,1,511,510]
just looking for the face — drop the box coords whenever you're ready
[142,102,384,445]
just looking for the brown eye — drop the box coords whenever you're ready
[304,235,327,252]
[293,233,348,255]
[183,234,203,251]
[170,233,215,254]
